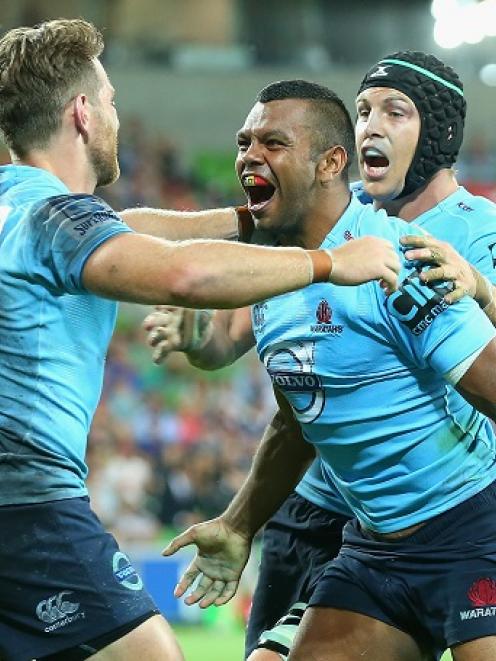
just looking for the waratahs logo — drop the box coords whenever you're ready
[468,578,496,607]
[316,299,332,324]
[263,340,325,423]
[459,578,496,621]
[311,299,343,336]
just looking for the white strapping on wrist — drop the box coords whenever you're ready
[482,275,495,312]
[444,343,487,385]
[323,249,334,282]
[303,249,315,285]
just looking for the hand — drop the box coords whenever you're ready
[329,236,401,295]
[143,306,186,364]
[400,235,476,304]
[162,517,251,608]
[143,305,214,364]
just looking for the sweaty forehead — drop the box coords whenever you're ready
[240,99,312,134]
[356,87,414,107]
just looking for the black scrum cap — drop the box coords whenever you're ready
[358,51,466,198]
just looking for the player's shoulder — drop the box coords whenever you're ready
[353,200,426,243]
[35,193,115,220]
[437,186,496,227]
[33,193,123,234]
[350,180,373,205]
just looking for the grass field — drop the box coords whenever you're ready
[173,624,245,661]
[173,624,454,660]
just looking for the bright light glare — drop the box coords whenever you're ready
[433,19,464,49]
[480,63,496,86]
[463,4,486,44]
[432,0,496,48]
[482,3,496,36]
[431,0,459,20]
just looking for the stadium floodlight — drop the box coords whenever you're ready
[482,2,496,36]
[431,0,460,20]
[432,0,496,48]
[433,16,464,49]
[480,63,496,86]
[463,3,486,44]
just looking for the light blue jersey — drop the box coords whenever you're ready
[254,194,496,533]
[296,185,496,519]
[0,165,133,505]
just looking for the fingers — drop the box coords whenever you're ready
[418,268,469,303]
[197,579,228,608]
[444,286,467,305]
[214,579,239,606]
[403,247,442,264]
[149,329,181,363]
[182,575,228,608]
[195,578,239,608]
[174,560,201,599]
[162,527,196,556]
[143,308,184,362]
[400,234,434,249]
[143,309,183,337]
[379,268,399,295]
[142,308,179,331]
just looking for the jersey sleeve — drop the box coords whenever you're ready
[382,270,496,375]
[29,194,134,294]
[465,210,496,284]
[350,180,373,205]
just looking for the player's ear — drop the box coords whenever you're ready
[73,94,91,142]
[317,145,347,183]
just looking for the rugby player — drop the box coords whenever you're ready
[147,56,496,661]
[0,19,403,661]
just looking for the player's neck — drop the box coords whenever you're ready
[17,136,97,195]
[279,191,352,250]
[377,169,459,222]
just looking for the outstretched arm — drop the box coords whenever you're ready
[83,232,401,309]
[162,390,314,607]
[120,206,253,242]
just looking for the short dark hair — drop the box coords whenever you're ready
[256,79,355,175]
[0,19,104,157]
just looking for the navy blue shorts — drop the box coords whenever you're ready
[246,491,350,657]
[0,497,158,661]
[310,481,496,658]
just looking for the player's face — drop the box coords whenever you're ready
[235,99,320,235]
[88,59,120,187]
[355,87,420,201]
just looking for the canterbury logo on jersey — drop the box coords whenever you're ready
[36,590,80,623]
[385,272,449,336]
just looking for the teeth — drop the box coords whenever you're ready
[363,147,385,158]
[243,174,270,187]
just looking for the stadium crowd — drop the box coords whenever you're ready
[84,116,496,547]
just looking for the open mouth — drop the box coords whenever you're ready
[242,174,276,212]
[362,147,390,179]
